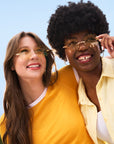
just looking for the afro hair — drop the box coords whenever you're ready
[47,1,109,60]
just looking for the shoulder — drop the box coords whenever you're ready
[0,114,4,125]
[47,65,78,100]
[102,57,114,77]
[58,65,75,79]
[103,57,114,63]
[102,57,114,68]
[0,114,5,139]
[58,65,73,73]
[50,65,73,85]
[56,65,78,88]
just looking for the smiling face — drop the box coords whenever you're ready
[64,31,101,73]
[12,36,46,82]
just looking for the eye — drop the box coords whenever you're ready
[86,38,96,42]
[20,49,28,53]
[68,40,78,47]
[16,48,29,55]
[35,48,44,54]
[85,34,96,42]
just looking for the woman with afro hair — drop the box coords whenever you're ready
[47,1,114,144]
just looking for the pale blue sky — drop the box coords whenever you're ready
[0,0,114,116]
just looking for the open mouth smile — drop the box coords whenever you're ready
[77,54,93,63]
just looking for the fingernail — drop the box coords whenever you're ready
[101,46,104,50]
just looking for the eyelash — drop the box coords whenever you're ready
[20,49,28,53]
[84,34,96,41]
[68,41,78,46]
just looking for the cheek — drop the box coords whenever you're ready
[65,50,77,68]
[43,57,47,69]
[94,43,101,51]
[40,55,47,71]
[65,50,74,61]
[13,57,26,71]
[95,45,101,56]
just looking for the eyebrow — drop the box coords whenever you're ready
[68,33,90,39]
[18,45,38,49]
[18,46,29,49]
[71,34,96,40]
[67,36,78,40]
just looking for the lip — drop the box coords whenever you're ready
[76,52,93,64]
[26,63,41,69]
[76,52,92,58]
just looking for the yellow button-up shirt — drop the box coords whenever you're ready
[78,58,114,144]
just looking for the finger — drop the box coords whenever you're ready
[108,39,114,50]
[96,34,108,40]
[103,36,109,50]
[100,37,106,50]
[100,35,112,51]
[104,37,114,51]
[96,35,107,50]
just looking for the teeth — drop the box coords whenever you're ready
[28,65,40,68]
[78,55,91,61]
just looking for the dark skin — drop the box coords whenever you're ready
[79,34,114,111]
[78,62,102,111]
[65,31,103,111]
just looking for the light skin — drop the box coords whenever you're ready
[12,36,46,104]
[64,31,102,111]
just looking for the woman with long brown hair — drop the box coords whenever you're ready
[0,31,95,144]
[0,31,57,144]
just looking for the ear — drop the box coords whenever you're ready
[65,54,69,61]
[11,65,15,71]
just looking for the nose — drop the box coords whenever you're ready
[78,44,87,51]
[77,41,87,51]
[29,50,38,60]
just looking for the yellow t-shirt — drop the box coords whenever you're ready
[0,65,94,144]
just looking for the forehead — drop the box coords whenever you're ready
[69,31,88,38]
[65,32,96,41]
[19,36,37,47]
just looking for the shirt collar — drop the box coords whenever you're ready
[73,57,114,106]
[101,57,114,78]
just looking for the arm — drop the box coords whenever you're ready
[96,34,114,58]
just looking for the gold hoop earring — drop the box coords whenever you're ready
[64,55,70,65]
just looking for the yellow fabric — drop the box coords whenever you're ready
[0,114,5,138]
[0,65,94,144]
[78,58,114,144]
[30,65,94,144]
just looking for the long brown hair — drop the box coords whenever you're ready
[3,31,57,144]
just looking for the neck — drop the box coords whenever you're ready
[77,62,102,89]
[19,78,45,105]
